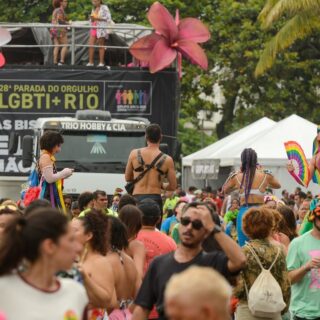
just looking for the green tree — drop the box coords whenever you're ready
[202,0,320,139]
[2,0,320,157]
[255,0,320,76]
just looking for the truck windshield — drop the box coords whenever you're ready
[56,132,145,164]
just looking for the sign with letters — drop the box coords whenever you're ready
[0,68,179,176]
[191,159,220,180]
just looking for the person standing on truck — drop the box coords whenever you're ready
[38,131,74,210]
[87,0,112,67]
[50,0,69,65]
[125,124,177,217]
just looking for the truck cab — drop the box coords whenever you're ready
[23,110,149,196]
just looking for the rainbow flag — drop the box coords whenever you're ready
[284,141,311,187]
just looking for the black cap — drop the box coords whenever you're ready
[138,199,161,217]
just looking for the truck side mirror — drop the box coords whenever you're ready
[173,141,181,162]
[8,132,19,155]
[160,143,169,155]
[22,135,34,168]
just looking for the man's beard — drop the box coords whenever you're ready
[314,220,320,232]
[181,238,203,249]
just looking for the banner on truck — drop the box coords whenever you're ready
[0,68,179,176]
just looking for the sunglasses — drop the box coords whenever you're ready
[180,217,203,230]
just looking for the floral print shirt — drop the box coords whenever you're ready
[234,239,291,312]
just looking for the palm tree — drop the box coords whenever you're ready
[255,0,320,77]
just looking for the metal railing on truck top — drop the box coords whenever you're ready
[0,22,153,65]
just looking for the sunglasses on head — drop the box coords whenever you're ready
[180,217,203,230]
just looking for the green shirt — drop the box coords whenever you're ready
[163,196,179,213]
[287,231,320,318]
[78,208,117,218]
[299,212,313,235]
[223,209,239,223]
[171,223,180,244]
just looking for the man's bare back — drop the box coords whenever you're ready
[125,146,176,195]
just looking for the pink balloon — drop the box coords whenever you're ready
[0,311,6,320]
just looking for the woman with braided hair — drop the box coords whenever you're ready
[223,148,281,246]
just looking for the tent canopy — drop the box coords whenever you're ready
[183,117,276,166]
[183,114,317,167]
[182,114,320,194]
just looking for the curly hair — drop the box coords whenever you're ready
[52,0,63,8]
[242,206,274,240]
[40,131,64,152]
[80,210,109,255]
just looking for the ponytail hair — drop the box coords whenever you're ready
[240,148,258,205]
[0,209,68,276]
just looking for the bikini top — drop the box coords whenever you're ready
[235,173,267,196]
[111,247,133,309]
[134,149,167,181]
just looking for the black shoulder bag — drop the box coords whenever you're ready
[125,152,163,195]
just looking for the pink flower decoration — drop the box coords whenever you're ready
[0,28,11,68]
[130,2,210,73]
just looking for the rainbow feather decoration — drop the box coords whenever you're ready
[284,141,311,187]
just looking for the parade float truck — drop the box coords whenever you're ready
[17,111,152,196]
[0,24,180,199]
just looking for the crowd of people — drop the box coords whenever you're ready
[50,0,112,67]
[0,124,319,320]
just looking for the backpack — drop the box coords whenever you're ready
[23,167,41,207]
[244,244,286,318]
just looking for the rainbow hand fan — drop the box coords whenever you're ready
[284,141,311,187]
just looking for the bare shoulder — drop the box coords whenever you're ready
[128,149,138,159]
[93,255,113,271]
[164,154,174,166]
[226,170,239,183]
[39,153,52,167]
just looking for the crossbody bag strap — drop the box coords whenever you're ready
[246,243,265,271]
[268,247,281,271]
[131,152,163,186]
[137,149,145,166]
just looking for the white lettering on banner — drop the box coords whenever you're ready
[0,157,30,173]
[14,120,37,130]
[0,120,12,130]
[6,157,18,172]
[60,121,127,132]
[0,135,8,156]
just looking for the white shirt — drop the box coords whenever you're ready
[0,273,88,320]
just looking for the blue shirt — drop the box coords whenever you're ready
[161,216,178,235]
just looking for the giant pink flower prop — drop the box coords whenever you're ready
[0,28,11,68]
[130,2,210,74]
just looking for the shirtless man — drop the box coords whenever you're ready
[125,124,177,213]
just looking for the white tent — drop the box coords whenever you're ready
[183,117,276,166]
[182,114,320,196]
